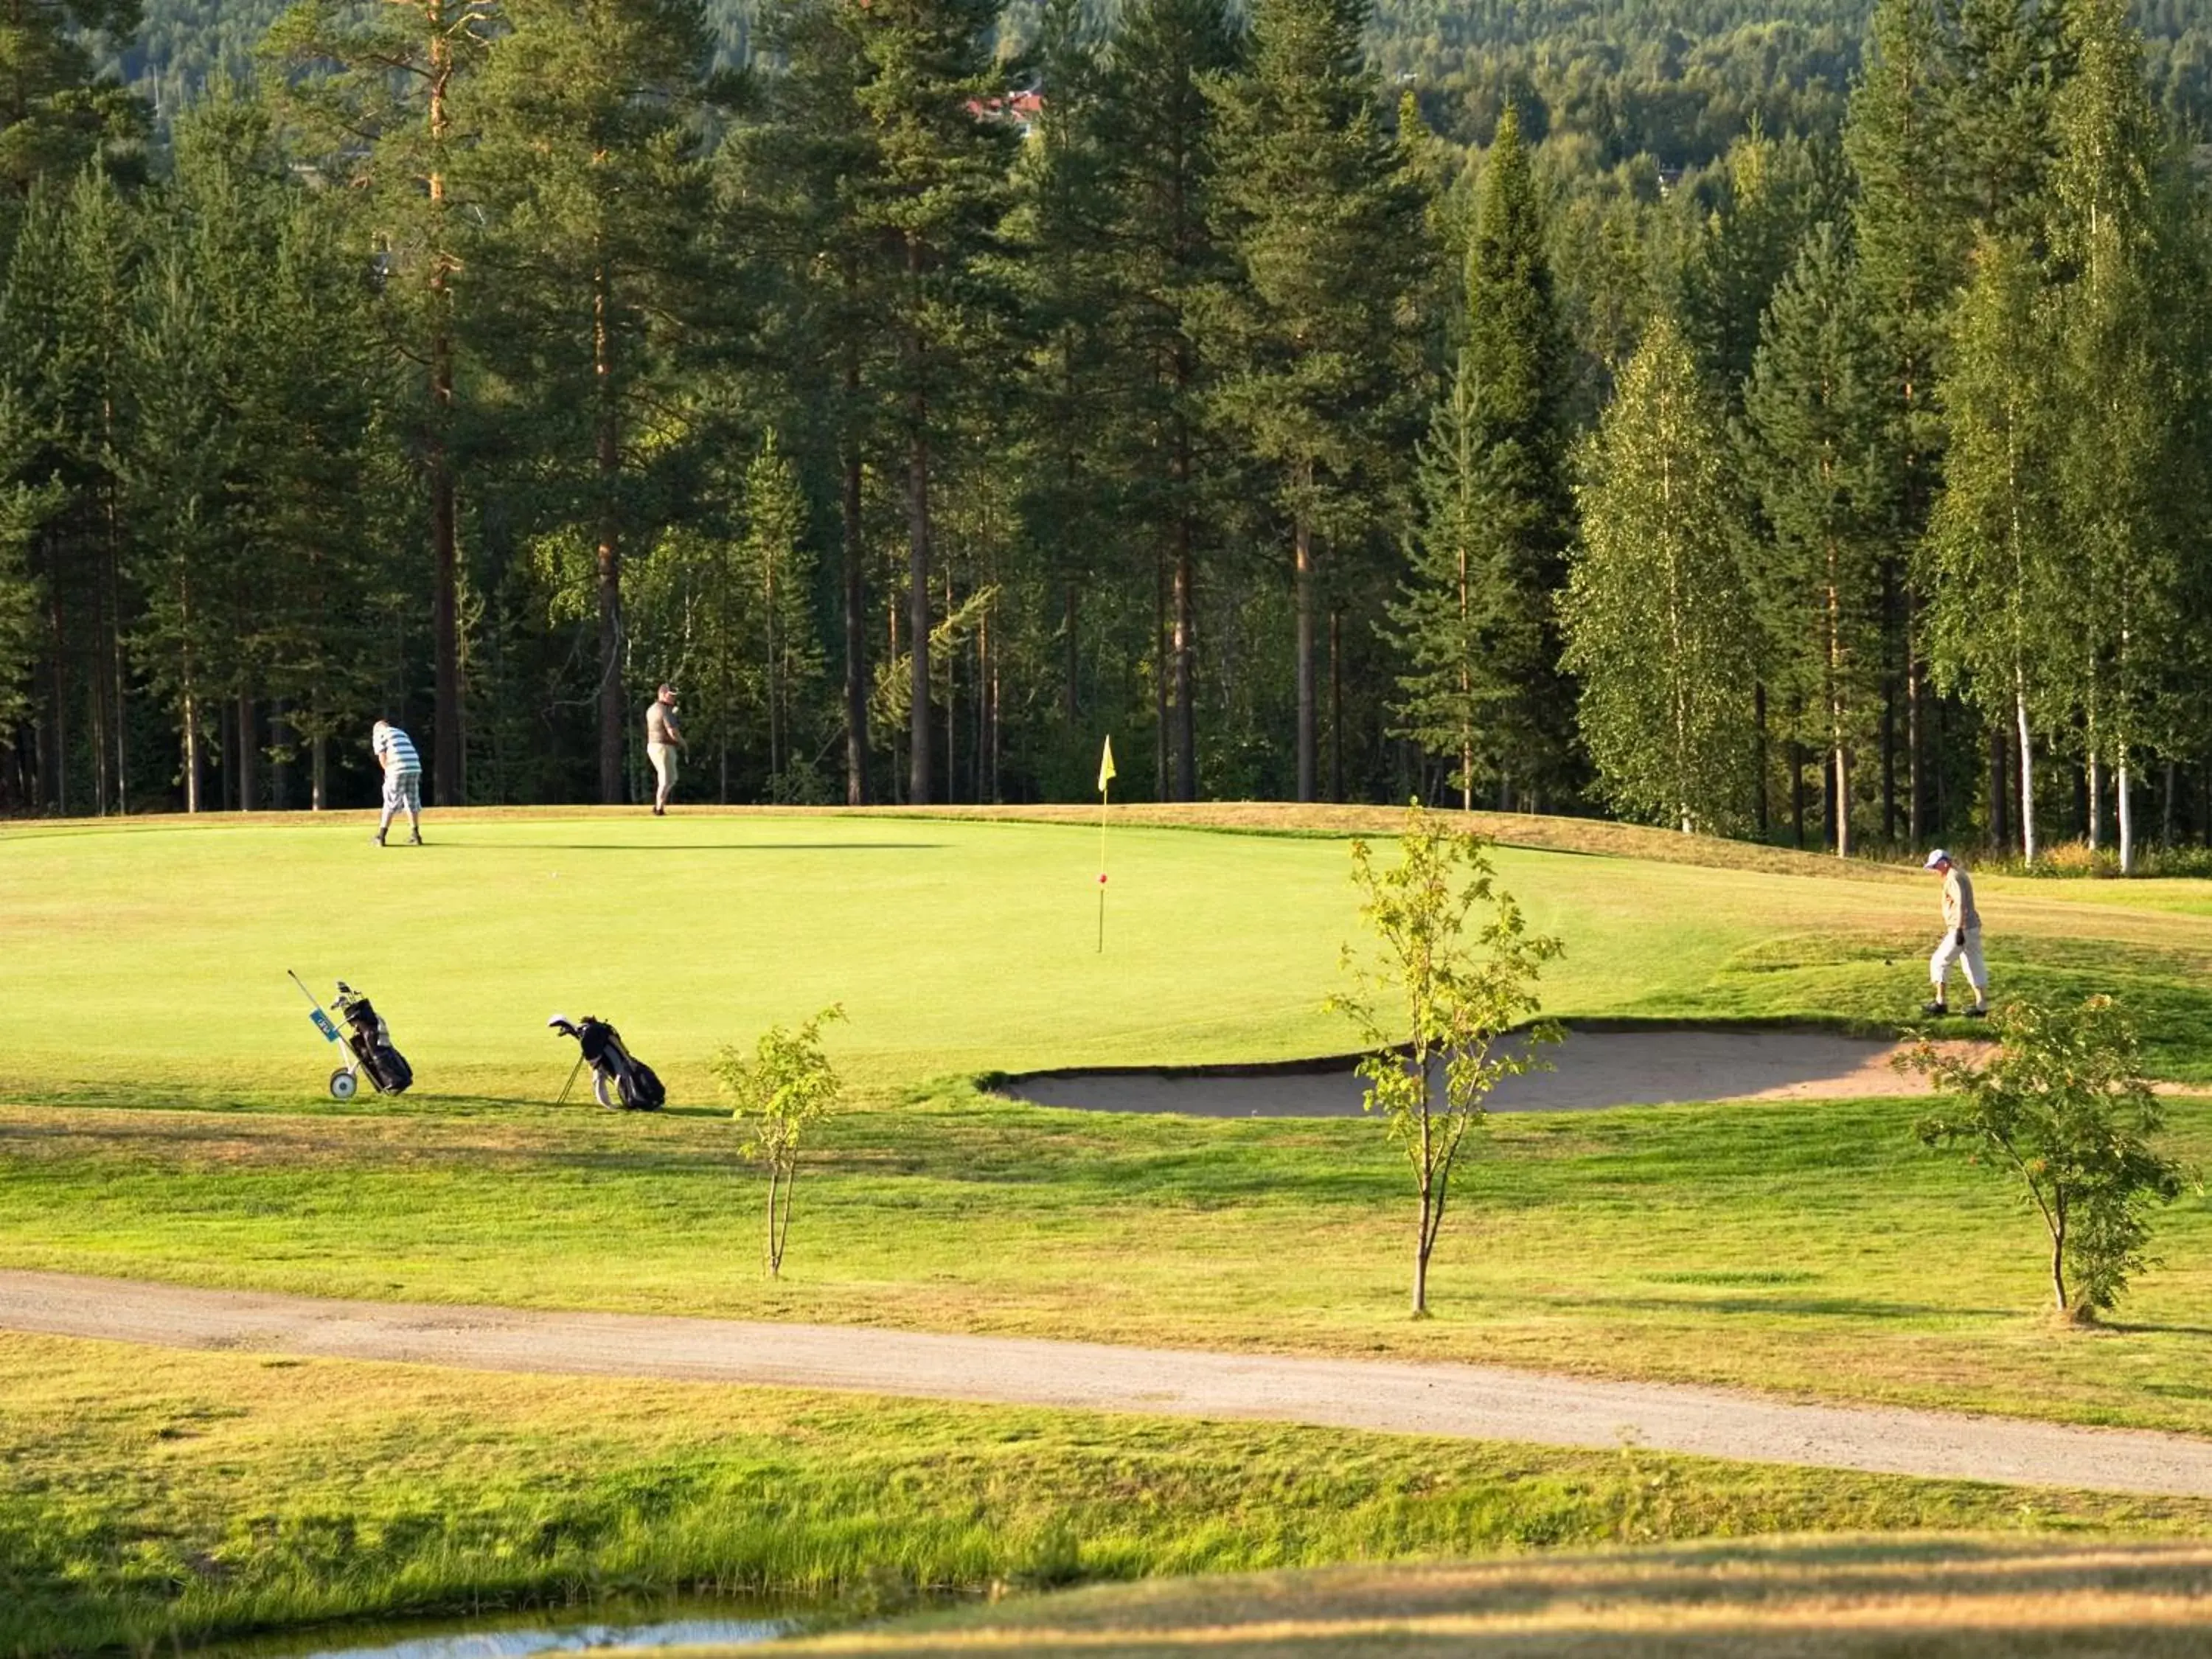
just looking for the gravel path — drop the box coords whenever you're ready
[7,1270,2212,1499]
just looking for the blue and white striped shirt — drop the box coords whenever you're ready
[374,725,421,776]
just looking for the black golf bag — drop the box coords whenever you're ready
[333,981,413,1095]
[549,1015,664,1110]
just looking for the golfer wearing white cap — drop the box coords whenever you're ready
[645,684,686,815]
[1921,849,1986,1018]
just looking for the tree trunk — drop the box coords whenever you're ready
[1906,594,1924,844]
[312,732,327,811]
[841,414,869,807]
[1062,580,1079,723]
[2162,759,2177,848]
[1172,525,1195,802]
[1753,681,1768,837]
[1790,738,1805,849]
[235,695,257,811]
[2087,751,2102,853]
[2015,681,2037,866]
[1293,488,1315,803]
[2118,754,2133,875]
[428,3,463,811]
[905,419,932,807]
[594,258,625,805]
[1329,606,1343,804]
[1155,552,1169,799]
[1987,723,2008,851]
[182,688,201,814]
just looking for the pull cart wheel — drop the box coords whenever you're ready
[329,1069,360,1101]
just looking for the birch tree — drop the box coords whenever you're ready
[1562,313,1754,835]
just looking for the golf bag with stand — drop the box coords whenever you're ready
[549,1015,665,1110]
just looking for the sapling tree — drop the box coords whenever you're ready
[714,1004,846,1277]
[1905,994,2188,1321]
[1329,803,1565,1317]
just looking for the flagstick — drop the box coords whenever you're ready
[1096,781,1108,953]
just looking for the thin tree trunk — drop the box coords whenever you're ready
[1753,682,1768,837]
[1062,580,1079,723]
[2016,681,2037,866]
[841,401,869,807]
[1155,552,1169,799]
[2162,759,2177,847]
[594,257,625,805]
[1294,470,1315,803]
[2088,750,2103,853]
[182,688,201,815]
[1172,524,1195,802]
[312,732,327,811]
[1988,723,2008,851]
[1906,594,1924,844]
[428,2,463,811]
[2118,753,2133,875]
[235,694,257,811]
[905,416,931,807]
[943,565,956,803]
[1329,606,1343,804]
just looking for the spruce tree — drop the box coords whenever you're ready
[1562,312,1753,835]
[1456,102,1573,804]
[0,0,146,225]
[1740,223,1888,857]
[742,429,826,799]
[1206,0,1427,801]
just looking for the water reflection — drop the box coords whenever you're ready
[195,1602,790,1659]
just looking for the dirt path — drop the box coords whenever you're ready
[7,1270,2212,1499]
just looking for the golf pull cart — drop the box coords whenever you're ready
[290,971,414,1099]
[549,1015,665,1110]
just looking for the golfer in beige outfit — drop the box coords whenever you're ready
[1922,849,1989,1018]
[645,684,685,815]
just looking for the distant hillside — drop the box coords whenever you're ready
[111,0,2212,157]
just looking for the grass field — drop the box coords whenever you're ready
[766,1538,2212,1656]
[5,808,2212,1104]
[6,806,2212,1653]
[6,1333,2208,1655]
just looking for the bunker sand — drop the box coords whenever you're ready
[998,1029,1971,1116]
[6,1270,2212,1500]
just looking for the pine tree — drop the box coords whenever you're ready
[847,0,1014,804]
[737,0,886,806]
[0,0,146,224]
[1205,0,1427,801]
[1562,312,1754,835]
[1740,223,1888,857]
[266,0,497,808]
[1455,101,1573,803]
[1927,234,2065,864]
[471,0,734,803]
[1097,0,1242,799]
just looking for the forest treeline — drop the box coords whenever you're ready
[5,0,2212,866]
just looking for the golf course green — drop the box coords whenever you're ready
[4,806,2211,1654]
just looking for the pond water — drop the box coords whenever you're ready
[192,1599,794,1659]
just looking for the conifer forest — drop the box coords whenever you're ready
[8,0,2212,866]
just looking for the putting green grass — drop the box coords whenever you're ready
[5,807,2212,1102]
[6,1093,2211,1433]
[6,1333,2208,1655]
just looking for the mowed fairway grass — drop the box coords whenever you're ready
[6,807,2212,1650]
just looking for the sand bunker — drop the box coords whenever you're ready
[998,1027,1952,1117]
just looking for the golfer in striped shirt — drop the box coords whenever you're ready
[371,719,424,846]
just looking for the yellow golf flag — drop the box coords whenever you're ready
[1097,734,1117,793]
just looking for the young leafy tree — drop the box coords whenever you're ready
[1562,312,1754,835]
[714,1004,846,1277]
[1905,995,2188,1320]
[1205,0,1427,801]
[1329,803,1563,1318]
[1739,223,1888,857]
[1926,234,2064,864]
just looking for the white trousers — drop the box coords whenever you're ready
[1931,926,1986,998]
[648,742,678,806]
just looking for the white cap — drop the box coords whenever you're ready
[1924,848,1950,869]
